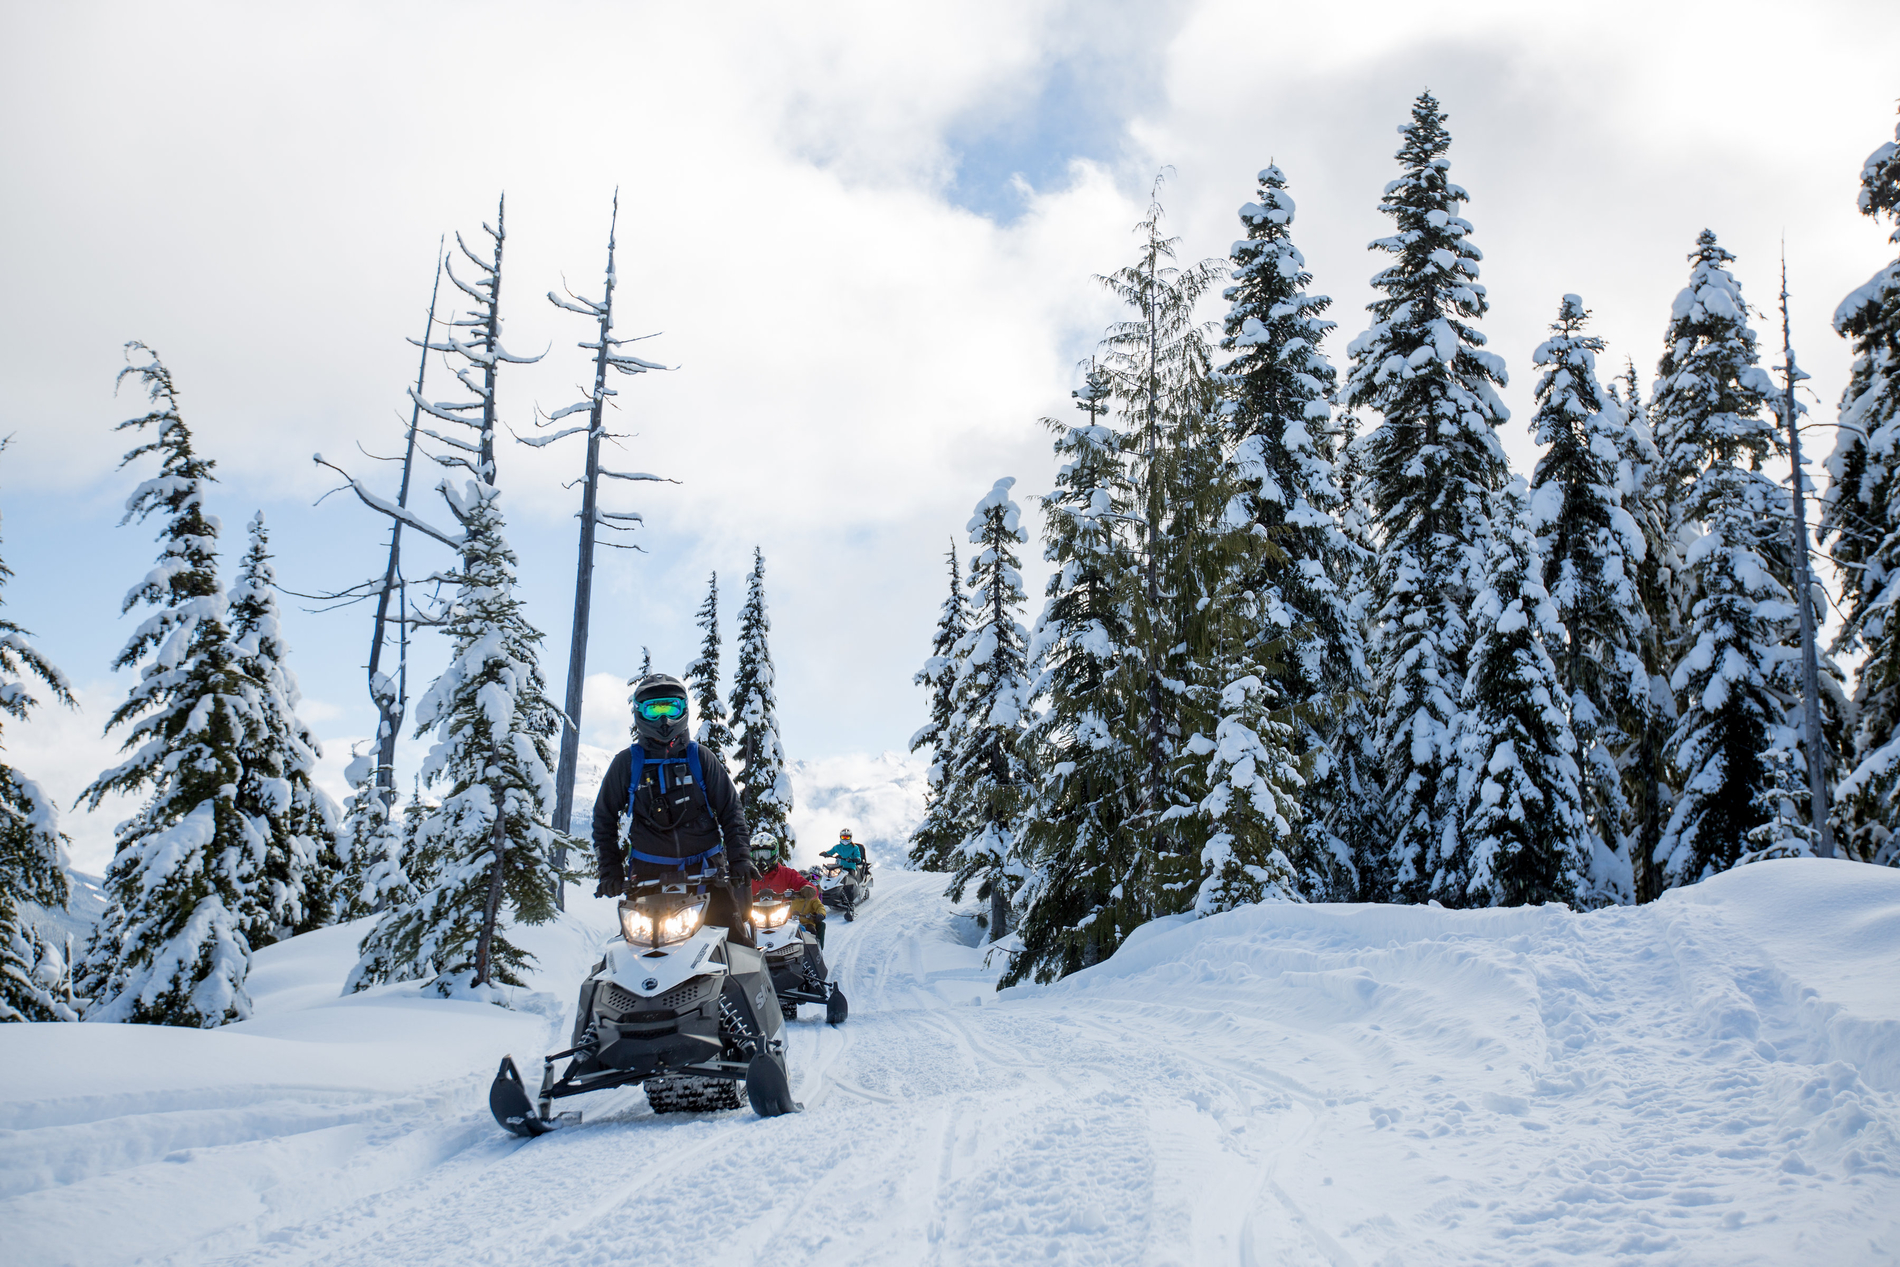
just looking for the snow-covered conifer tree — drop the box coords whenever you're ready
[1213,162,1362,902]
[1189,669,1304,914]
[227,513,339,942]
[0,491,78,1022]
[729,549,793,859]
[348,482,560,999]
[1345,92,1512,901]
[1825,109,1900,865]
[1096,186,1230,908]
[1443,479,1589,907]
[1604,362,1675,902]
[78,347,258,1027]
[335,750,400,922]
[684,572,734,762]
[1008,375,1145,982]
[1525,297,1648,905]
[908,541,969,873]
[941,479,1032,940]
[1649,233,1793,888]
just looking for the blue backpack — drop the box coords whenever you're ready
[622,742,722,870]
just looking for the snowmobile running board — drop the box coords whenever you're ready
[489,1052,800,1137]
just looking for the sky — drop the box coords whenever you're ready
[2,0,1896,873]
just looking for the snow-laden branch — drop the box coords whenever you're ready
[601,468,675,483]
[312,454,464,549]
[516,422,591,447]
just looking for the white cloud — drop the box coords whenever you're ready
[2,0,1895,813]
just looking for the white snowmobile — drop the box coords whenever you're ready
[752,894,847,1024]
[816,861,872,921]
[489,873,799,1137]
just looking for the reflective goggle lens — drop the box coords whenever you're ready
[637,697,687,720]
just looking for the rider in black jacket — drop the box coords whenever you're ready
[593,673,756,943]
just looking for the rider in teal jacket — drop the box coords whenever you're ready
[822,829,866,872]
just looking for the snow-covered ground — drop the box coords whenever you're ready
[3,858,1897,1265]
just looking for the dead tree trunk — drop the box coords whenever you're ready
[366,243,444,800]
[531,192,674,905]
[1779,258,1837,858]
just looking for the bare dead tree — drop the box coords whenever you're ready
[359,242,446,801]
[523,191,674,903]
[413,194,545,484]
[1778,254,1838,859]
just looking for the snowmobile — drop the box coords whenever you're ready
[488,873,799,1137]
[816,860,872,921]
[752,894,848,1024]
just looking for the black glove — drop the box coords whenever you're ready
[734,857,761,883]
[594,872,625,899]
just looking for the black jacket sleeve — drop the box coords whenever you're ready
[592,748,633,879]
[698,750,752,873]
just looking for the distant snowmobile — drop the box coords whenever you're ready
[489,873,799,1137]
[753,894,847,1024]
[816,861,872,921]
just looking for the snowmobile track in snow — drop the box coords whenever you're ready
[3,860,1898,1265]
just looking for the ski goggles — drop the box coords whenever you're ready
[636,697,688,721]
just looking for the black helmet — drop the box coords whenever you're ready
[632,673,692,754]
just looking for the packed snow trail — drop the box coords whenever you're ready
[3,859,1898,1265]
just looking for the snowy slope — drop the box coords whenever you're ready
[2,859,1897,1265]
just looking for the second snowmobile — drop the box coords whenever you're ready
[816,860,872,920]
[489,872,799,1137]
[752,894,847,1023]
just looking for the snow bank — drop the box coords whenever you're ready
[3,859,1895,1266]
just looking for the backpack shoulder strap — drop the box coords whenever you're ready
[684,743,714,812]
[627,745,646,795]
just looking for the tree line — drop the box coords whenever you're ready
[0,198,794,1026]
[909,92,1900,986]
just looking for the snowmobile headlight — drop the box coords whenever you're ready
[751,901,791,929]
[620,900,706,947]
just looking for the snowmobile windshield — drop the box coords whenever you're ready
[619,893,706,947]
[751,897,791,929]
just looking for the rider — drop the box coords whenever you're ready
[789,884,829,947]
[822,829,866,873]
[591,673,755,945]
[752,842,811,898]
[820,829,867,921]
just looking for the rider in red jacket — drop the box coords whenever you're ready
[751,843,810,898]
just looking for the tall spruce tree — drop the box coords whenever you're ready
[0,487,78,1022]
[1096,185,1227,907]
[1007,375,1145,983]
[1213,162,1361,902]
[1825,108,1900,866]
[685,572,734,762]
[1345,91,1512,901]
[78,347,258,1026]
[908,541,970,873]
[227,513,339,943]
[941,479,1032,941]
[1605,362,1676,902]
[1444,479,1589,907]
[1322,416,1388,899]
[347,481,561,999]
[1525,297,1649,905]
[1649,232,1792,887]
[730,548,793,859]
